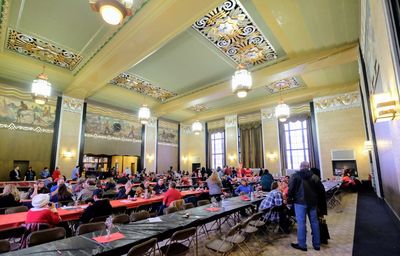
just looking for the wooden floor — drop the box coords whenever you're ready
[192,193,357,256]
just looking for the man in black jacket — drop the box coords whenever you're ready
[288,161,325,252]
[79,189,112,223]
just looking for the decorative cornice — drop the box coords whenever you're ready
[207,119,225,130]
[109,73,177,102]
[225,114,237,128]
[146,117,157,128]
[192,0,277,66]
[85,133,141,143]
[0,123,53,133]
[314,91,361,113]
[238,112,261,124]
[261,108,274,120]
[0,0,10,51]
[62,96,84,113]
[6,28,83,71]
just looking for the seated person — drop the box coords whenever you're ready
[221,175,234,194]
[153,179,167,194]
[77,179,97,202]
[116,181,136,199]
[50,177,67,202]
[26,194,60,227]
[73,178,86,194]
[53,184,73,203]
[234,180,253,196]
[245,168,253,177]
[0,184,21,208]
[79,189,112,223]
[116,175,128,184]
[160,182,182,214]
[139,181,154,194]
[28,180,50,199]
[259,181,290,233]
[104,178,116,191]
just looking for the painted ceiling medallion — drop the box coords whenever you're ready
[190,104,209,112]
[6,29,83,71]
[192,0,277,66]
[109,73,177,102]
[265,78,301,94]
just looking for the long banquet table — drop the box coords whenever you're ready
[3,196,261,256]
[0,190,207,230]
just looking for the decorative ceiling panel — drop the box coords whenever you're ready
[190,104,209,112]
[109,73,177,102]
[192,0,277,66]
[6,29,83,71]
[265,77,303,94]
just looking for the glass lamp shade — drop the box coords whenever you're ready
[232,66,252,98]
[90,0,133,25]
[138,105,151,124]
[275,101,290,122]
[31,73,51,105]
[191,121,202,135]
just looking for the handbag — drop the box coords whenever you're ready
[319,217,330,244]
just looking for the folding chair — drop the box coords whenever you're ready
[130,211,150,222]
[112,214,130,225]
[0,240,10,253]
[5,206,28,214]
[164,206,178,215]
[76,222,106,235]
[159,227,197,256]
[205,223,242,256]
[127,238,157,256]
[27,227,66,247]
[0,226,26,251]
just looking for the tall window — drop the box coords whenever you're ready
[284,120,309,169]
[211,132,225,169]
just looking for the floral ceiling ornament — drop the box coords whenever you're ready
[192,0,277,66]
[265,78,302,94]
[6,29,83,71]
[109,73,177,102]
[190,104,209,112]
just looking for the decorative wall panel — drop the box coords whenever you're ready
[314,91,361,113]
[158,120,178,146]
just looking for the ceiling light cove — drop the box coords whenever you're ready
[192,0,277,66]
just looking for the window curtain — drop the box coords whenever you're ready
[239,121,263,168]
[278,114,316,171]
[207,128,224,169]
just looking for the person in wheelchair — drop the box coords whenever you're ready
[259,181,291,233]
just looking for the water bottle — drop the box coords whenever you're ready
[250,192,254,201]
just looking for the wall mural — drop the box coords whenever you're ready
[0,95,55,132]
[85,112,142,142]
[158,120,178,146]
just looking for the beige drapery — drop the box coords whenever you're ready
[239,121,263,168]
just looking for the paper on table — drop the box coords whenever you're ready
[93,232,125,243]
[148,217,162,223]
[120,200,132,203]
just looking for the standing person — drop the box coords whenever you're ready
[124,166,132,177]
[9,166,21,181]
[40,167,50,179]
[52,167,61,180]
[260,169,274,192]
[207,171,223,201]
[71,165,80,181]
[288,161,325,252]
[24,167,36,181]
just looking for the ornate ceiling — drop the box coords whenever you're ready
[0,0,360,123]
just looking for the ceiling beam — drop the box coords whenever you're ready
[182,81,359,123]
[63,0,223,99]
[153,42,358,116]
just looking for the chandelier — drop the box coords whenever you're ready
[274,81,290,122]
[191,121,202,135]
[275,101,290,122]
[138,104,151,124]
[90,0,133,25]
[31,66,51,105]
[231,64,252,98]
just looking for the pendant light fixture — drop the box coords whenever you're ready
[90,0,133,25]
[31,65,51,105]
[231,64,252,98]
[191,120,202,135]
[274,82,290,122]
[138,104,151,124]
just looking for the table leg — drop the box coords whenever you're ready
[196,228,198,256]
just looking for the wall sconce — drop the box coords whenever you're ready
[182,156,188,163]
[146,154,154,162]
[364,140,373,151]
[266,152,278,161]
[228,154,236,162]
[372,93,398,122]
[62,151,74,158]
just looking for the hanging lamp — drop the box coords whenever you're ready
[31,65,51,105]
[274,82,290,122]
[231,64,252,98]
[191,120,202,135]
